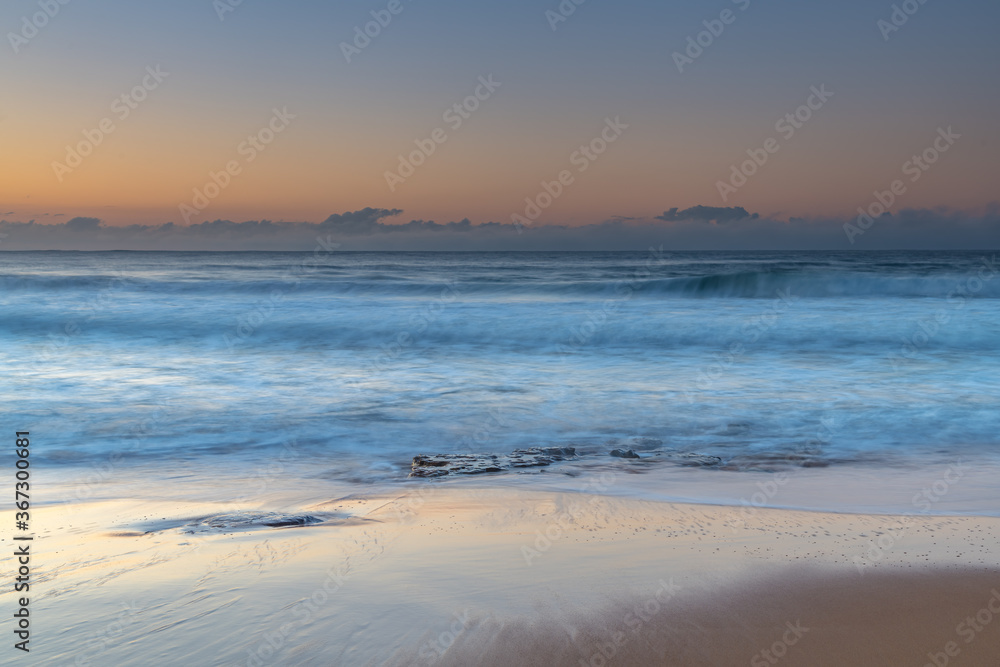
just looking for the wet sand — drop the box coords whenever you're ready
[14,486,1000,665]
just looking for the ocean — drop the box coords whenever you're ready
[5,250,999,514]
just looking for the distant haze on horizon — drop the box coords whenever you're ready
[1,0,998,249]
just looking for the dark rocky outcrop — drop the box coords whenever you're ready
[408,444,728,478]
[610,448,640,459]
[410,447,576,478]
[666,452,723,467]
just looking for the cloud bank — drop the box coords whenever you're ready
[656,206,759,224]
[0,205,997,251]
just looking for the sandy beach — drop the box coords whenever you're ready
[15,483,1000,666]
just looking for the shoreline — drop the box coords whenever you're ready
[44,454,1000,520]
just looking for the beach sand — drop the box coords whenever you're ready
[15,485,1000,665]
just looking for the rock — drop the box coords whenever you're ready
[514,447,576,461]
[409,444,727,478]
[610,437,662,452]
[410,447,577,478]
[410,454,503,477]
[610,449,640,459]
[671,452,722,467]
[182,512,327,533]
[718,452,831,472]
[508,447,574,468]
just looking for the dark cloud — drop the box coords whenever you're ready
[0,205,996,251]
[657,206,759,224]
[318,209,477,235]
[65,216,103,231]
[319,208,402,234]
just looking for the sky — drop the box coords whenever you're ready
[1,0,998,249]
